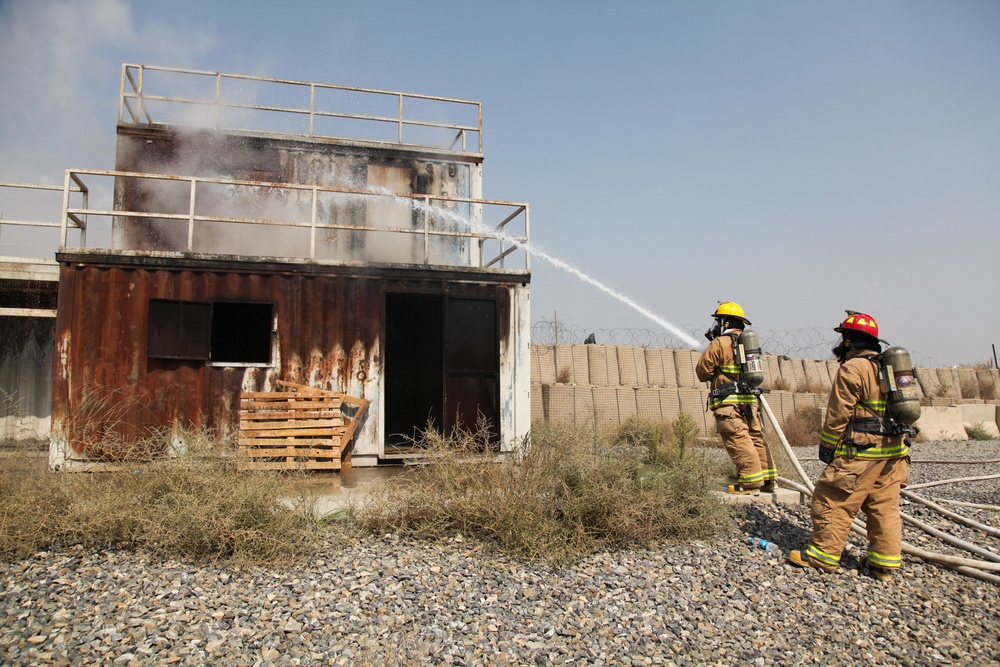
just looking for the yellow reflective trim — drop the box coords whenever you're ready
[805,544,840,567]
[821,430,840,446]
[852,443,910,459]
[857,400,886,413]
[708,395,757,409]
[867,551,901,568]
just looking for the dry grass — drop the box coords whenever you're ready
[0,429,318,563]
[354,417,732,565]
[797,379,827,394]
[977,373,997,401]
[959,375,981,400]
[769,377,791,391]
[779,406,823,446]
[556,366,572,383]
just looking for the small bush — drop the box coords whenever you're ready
[978,374,997,401]
[964,422,993,441]
[0,429,318,563]
[797,379,826,394]
[355,418,732,564]
[780,406,823,446]
[616,417,669,458]
[959,376,981,400]
[556,366,572,384]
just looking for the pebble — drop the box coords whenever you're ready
[1,441,997,666]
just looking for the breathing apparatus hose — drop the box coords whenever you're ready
[758,395,1000,585]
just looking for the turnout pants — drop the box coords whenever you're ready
[713,405,774,489]
[805,455,910,572]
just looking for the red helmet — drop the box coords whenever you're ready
[834,311,879,340]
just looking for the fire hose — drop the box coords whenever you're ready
[758,395,1000,585]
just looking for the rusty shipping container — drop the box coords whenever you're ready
[48,65,532,469]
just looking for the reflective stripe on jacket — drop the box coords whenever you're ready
[821,350,909,459]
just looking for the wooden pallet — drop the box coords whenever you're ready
[237,380,369,471]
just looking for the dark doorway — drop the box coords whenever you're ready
[384,292,500,454]
[385,293,444,448]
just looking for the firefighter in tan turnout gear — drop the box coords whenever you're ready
[789,311,917,581]
[696,302,776,495]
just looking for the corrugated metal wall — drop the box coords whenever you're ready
[49,255,520,466]
[0,317,53,441]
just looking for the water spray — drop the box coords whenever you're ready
[368,187,705,350]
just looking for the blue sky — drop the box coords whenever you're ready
[1,0,998,366]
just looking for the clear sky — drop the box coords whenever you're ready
[2,0,998,367]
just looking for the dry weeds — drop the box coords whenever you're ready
[354,417,732,565]
[0,429,317,563]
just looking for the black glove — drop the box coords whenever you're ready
[818,446,836,464]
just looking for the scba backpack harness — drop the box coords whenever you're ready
[847,347,921,445]
[707,329,766,411]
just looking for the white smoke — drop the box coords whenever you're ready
[0,0,219,184]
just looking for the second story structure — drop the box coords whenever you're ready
[34,64,532,469]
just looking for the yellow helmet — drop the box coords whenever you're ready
[712,301,750,325]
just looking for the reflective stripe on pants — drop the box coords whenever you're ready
[808,455,910,572]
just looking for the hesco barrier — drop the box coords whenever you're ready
[530,344,1000,440]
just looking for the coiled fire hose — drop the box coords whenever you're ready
[758,396,1000,585]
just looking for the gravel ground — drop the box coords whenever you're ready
[2,440,998,667]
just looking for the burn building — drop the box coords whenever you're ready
[37,64,531,469]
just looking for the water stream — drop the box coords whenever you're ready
[372,188,704,350]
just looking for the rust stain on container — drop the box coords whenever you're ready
[52,252,519,458]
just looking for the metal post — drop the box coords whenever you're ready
[215,73,222,129]
[118,63,127,125]
[554,311,559,346]
[523,205,530,272]
[423,196,430,264]
[310,188,317,259]
[309,84,315,136]
[79,177,88,249]
[398,94,404,145]
[60,170,71,247]
[136,65,144,127]
[187,179,197,251]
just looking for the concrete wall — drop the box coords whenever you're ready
[530,344,1000,440]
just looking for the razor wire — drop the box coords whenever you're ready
[530,318,949,367]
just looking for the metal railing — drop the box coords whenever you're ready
[120,64,483,154]
[60,169,529,272]
[0,180,87,262]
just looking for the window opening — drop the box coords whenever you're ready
[147,298,273,365]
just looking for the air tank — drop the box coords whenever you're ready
[737,329,765,388]
[882,346,921,425]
